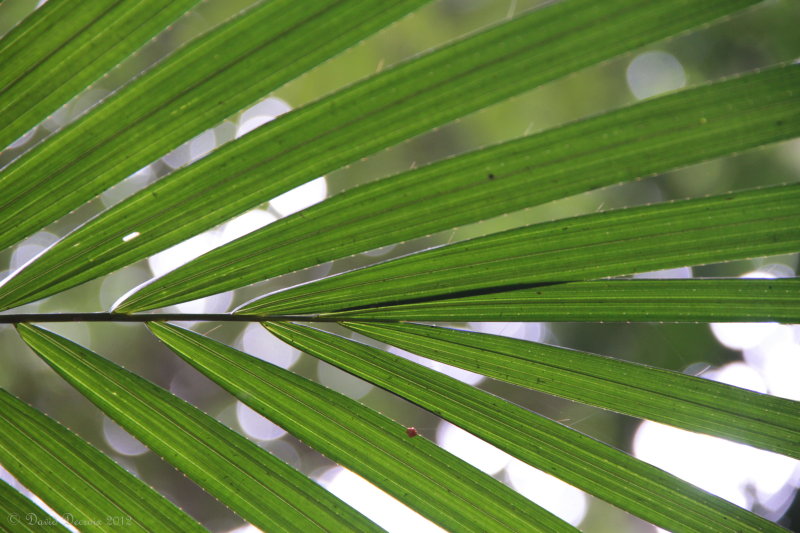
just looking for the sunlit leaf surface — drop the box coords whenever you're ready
[0,386,205,532]
[239,184,800,314]
[149,322,575,533]
[0,0,759,312]
[117,65,800,312]
[17,324,379,532]
[266,321,785,532]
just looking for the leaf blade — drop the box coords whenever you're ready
[15,324,381,533]
[344,321,800,459]
[265,321,786,533]
[0,0,761,311]
[148,321,576,533]
[0,387,206,533]
[0,0,201,150]
[321,278,800,323]
[0,478,71,532]
[116,64,800,312]
[0,0,430,253]
[237,183,800,315]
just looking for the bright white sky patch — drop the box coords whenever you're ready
[269,176,328,217]
[387,345,485,386]
[504,458,588,526]
[145,208,275,313]
[711,270,780,350]
[318,467,446,533]
[435,421,511,475]
[633,361,800,519]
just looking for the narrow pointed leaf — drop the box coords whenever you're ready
[0,388,206,532]
[0,0,201,150]
[0,478,70,532]
[266,321,786,533]
[323,278,800,323]
[116,64,800,312]
[0,0,430,253]
[15,324,380,533]
[0,0,760,312]
[148,321,575,533]
[345,321,800,459]
[238,184,800,315]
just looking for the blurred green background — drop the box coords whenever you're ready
[1,0,798,531]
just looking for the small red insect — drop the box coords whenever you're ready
[406,427,419,438]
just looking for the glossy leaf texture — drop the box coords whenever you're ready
[238,183,800,315]
[0,0,201,150]
[266,321,785,533]
[116,65,800,312]
[0,0,430,253]
[0,0,760,312]
[342,321,800,459]
[16,324,381,533]
[0,387,205,532]
[148,322,575,533]
[322,278,800,323]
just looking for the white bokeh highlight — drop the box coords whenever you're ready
[102,416,149,457]
[635,268,800,525]
[236,323,301,370]
[318,467,446,533]
[505,458,588,526]
[387,345,485,386]
[626,50,686,100]
[435,421,511,475]
[236,401,287,441]
[144,208,276,313]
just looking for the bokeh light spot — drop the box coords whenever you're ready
[626,50,686,100]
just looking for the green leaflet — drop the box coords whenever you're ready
[0,388,206,533]
[148,322,575,533]
[115,65,800,312]
[266,321,785,533]
[16,324,381,533]
[0,478,70,532]
[343,321,800,459]
[0,0,201,150]
[0,0,430,253]
[321,278,800,323]
[237,184,800,315]
[0,0,759,312]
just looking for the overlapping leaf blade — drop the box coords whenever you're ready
[266,321,786,532]
[343,321,800,459]
[238,183,800,315]
[15,324,381,533]
[148,322,575,533]
[0,478,70,532]
[115,64,800,312]
[0,0,201,150]
[0,387,206,532]
[0,0,760,312]
[0,0,430,253]
[322,278,800,322]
